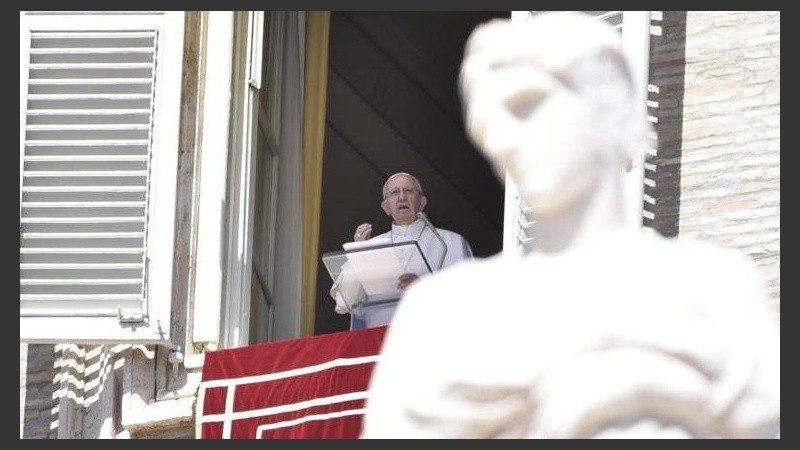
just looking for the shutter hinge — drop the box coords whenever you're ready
[118,306,144,323]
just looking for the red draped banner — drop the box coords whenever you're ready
[198,326,387,439]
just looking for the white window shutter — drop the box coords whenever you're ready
[504,11,650,255]
[20,11,184,344]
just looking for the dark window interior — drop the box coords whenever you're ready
[315,11,510,334]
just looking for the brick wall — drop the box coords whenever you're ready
[647,11,780,311]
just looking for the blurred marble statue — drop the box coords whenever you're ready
[361,13,780,439]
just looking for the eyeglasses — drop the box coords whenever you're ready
[386,187,420,198]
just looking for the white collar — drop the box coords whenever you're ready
[391,218,425,234]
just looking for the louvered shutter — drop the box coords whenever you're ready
[504,11,650,255]
[20,12,184,344]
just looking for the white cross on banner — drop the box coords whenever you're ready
[197,326,387,439]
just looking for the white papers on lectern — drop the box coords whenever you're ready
[338,238,432,301]
[342,236,392,252]
[341,237,402,298]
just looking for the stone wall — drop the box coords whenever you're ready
[20,344,58,439]
[646,11,780,312]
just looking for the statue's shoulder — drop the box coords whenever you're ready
[639,233,766,304]
[648,233,757,273]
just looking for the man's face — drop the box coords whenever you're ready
[381,175,427,225]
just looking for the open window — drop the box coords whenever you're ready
[192,11,319,349]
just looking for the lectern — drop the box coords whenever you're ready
[322,240,432,330]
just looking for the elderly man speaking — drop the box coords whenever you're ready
[329,172,473,327]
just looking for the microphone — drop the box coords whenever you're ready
[417,211,447,270]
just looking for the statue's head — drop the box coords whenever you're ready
[458,13,650,217]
